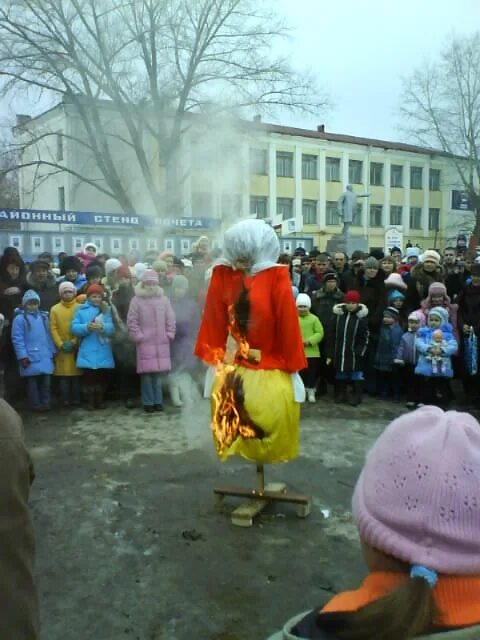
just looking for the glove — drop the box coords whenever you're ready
[20,358,31,369]
[393,359,404,365]
[326,357,332,365]
[62,341,74,352]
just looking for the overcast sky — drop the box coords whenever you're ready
[276,0,480,142]
[1,0,479,146]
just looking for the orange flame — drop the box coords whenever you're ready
[208,304,262,454]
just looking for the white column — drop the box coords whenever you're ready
[340,151,350,191]
[403,160,411,236]
[362,149,369,235]
[384,158,391,228]
[295,144,302,223]
[318,149,326,228]
[268,142,277,222]
[422,162,430,238]
[182,137,193,217]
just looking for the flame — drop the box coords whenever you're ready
[208,304,263,455]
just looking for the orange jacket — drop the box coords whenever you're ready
[195,265,307,373]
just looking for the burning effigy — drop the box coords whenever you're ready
[195,219,307,463]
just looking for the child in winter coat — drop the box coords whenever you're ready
[394,310,422,409]
[290,407,480,640]
[57,256,86,290]
[71,284,115,409]
[415,306,458,407]
[374,306,403,401]
[329,290,369,407]
[296,293,324,403]
[388,289,407,330]
[127,269,176,413]
[168,275,201,408]
[50,282,82,407]
[11,289,56,411]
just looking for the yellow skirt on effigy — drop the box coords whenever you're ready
[210,366,300,464]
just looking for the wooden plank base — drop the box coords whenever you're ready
[214,481,311,527]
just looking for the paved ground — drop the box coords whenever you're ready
[22,392,420,639]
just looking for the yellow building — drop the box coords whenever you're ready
[246,121,464,253]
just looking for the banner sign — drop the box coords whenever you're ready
[451,190,474,211]
[384,226,403,251]
[0,208,220,230]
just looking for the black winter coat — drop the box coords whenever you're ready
[331,303,369,372]
[358,272,386,334]
[406,263,444,313]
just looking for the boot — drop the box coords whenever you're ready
[94,385,106,410]
[334,382,347,404]
[349,380,363,406]
[87,387,96,411]
[306,388,316,403]
[168,376,183,407]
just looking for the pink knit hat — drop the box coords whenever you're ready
[384,272,407,290]
[352,406,480,574]
[58,281,76,295]
[428,282,447,297]
[141,269,159,284]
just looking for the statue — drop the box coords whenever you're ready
[337,184,357,232]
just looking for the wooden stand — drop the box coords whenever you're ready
[214,464,311,527]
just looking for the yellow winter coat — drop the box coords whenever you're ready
[50,300,81,376]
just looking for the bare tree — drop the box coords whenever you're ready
[0,136,20,209]
[0,0,328,216]
[400,32,480,238]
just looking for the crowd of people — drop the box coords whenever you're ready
[0,237,213,411]
[0,230,479,413]
[290,237,480,409]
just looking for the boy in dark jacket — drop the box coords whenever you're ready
[394,310,422,408]
[374,307,403,401]
[311,271,344,395]
[329,290,369,406]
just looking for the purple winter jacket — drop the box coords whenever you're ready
[170,296,201,370]
[395,330,418,365]
[127,284,176,374]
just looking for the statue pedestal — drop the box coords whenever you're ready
[326,230,368,256]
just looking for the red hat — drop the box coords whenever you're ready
[87,283,104,296]
[344,290,361,304]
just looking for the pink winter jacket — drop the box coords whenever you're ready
[127,284,176,374]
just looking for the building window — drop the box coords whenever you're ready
[349,159,363,184]
[9,235,22,251]
[31,236,43,253]
[221,193,242,219]
[52,236,64,252]
[111,238,122,252]
[326,200,340,225]
[325,157,340,182]
[410,207,422,229]
[370,163,383,186]
[56,132,64,161]
[276,151,294,177]
[302,199,317,225]
[73,237,84,251]
[369,205,383,227]
[250,196,268,219]
[147,238,158,251]
[129,238,139,252]
[249,148,267,175]
[302,154,318,180]
[390,205,403,226]
[429,169,440,191]
[429,208,440,231]
[410,166,423,189]
[277,197,294,220]
[58,186,65,210]
[164,238,174,251]
[391,165,403,188]
[353,203,363,226]
[181,239,191,254]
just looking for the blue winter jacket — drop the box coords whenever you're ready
[11,308,56,377]
[57,273,87,290]
[396,330,418,365]
[415,323,458,378]
[374,322,403,371]
[71,301,115,369]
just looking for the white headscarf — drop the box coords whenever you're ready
[217,219,282,274]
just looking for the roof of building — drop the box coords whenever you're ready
[16,98,454,159]
[244,121,453,158]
